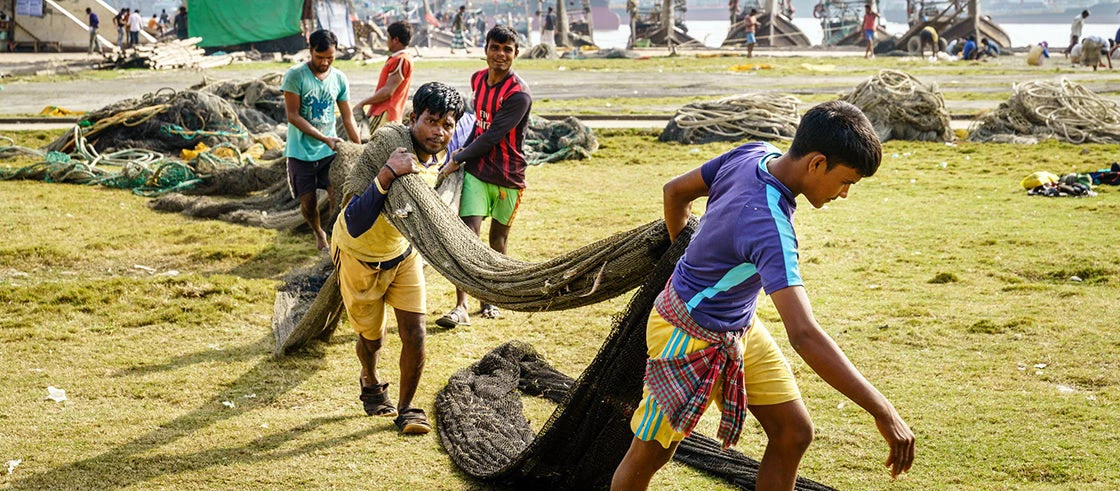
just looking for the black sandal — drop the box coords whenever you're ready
[394,407,431,435]
[359,382,397,417]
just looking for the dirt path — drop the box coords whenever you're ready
[3,51,1120,116]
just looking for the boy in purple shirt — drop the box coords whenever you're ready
[612,101,915,490]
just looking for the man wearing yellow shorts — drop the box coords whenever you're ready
[612,102,915,490]
[331,82,465,435]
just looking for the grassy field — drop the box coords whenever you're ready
[2,127,1119,490]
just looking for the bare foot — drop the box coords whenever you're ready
[315,230,329,251]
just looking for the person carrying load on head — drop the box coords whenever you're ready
[611,100,915,490]
[332,82,467,435]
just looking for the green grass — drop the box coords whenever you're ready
[2,129,1119,489]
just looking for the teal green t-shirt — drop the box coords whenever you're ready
[281,63,350,161]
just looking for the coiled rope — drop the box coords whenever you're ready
[968,79,1120,144]
[840,69,953,142]
[659,93,801,144]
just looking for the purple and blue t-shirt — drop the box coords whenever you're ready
[670,141,803,333]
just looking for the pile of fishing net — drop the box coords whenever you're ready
[840,69,953,142]
[192,73,287,133]
[968,79,1120,144]
[659,93,801,144]
[526,115,599,164]
[0,129,249,197]
[270,132,836,489]
[44,89,253,155]
[521,43,560,59]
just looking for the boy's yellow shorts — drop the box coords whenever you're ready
[334,246,425,341]
[631,309,801,449]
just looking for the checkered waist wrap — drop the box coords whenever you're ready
[647,278,749,448]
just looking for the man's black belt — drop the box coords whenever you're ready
[361,245,412,270]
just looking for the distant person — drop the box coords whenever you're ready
[1079,35,1111,71]
[542,6,556,47]
[946,36,963,56]
[281,29,362,250]
[356,21,414,135]
[1066,10,1088,57]
[729,0,739,23]
[127,8,142,48]
[1027,41,1050,66]
[980,37,1000,57]
[147,14,159,35]
[451,6,469,53]
[744,9,759,58]
[862,3,878,59]
[85,8,104,56]
[159,9,169,27]
[919,25,938,58]
[958,35,976,59]
[1111,31,1120,60]
[113,9,126,50]
[174,6,188,40]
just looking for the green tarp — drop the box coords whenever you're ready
[190,0,303,48]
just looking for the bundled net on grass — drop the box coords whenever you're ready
[522,43,560,59]
[271,126,835,489]
[192,73,287,133]
[44,89,252,155]
[659,93,801,145]
[526,115,599,164]
[968,79,1120,144]
[0,130,246,197]
[840,69,953,143]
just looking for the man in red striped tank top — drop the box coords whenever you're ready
[437,25,532,328]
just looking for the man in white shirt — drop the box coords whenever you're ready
[127,9,143,49]
[1066,10,1088,56]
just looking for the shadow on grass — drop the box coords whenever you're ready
[6,344,341,490]
[111,335,272,378]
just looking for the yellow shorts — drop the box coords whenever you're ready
[631,309,801,448]
[334,246,425,341]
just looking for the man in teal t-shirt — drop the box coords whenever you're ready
[282,29,361,250]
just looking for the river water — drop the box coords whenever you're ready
[541,19,1120,49]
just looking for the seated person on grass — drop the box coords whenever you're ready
[331,82,466,435]
[611,100,915,490]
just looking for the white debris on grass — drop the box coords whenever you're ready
[6,459,20,475]
[1057,384,1075,394]
[222,400,235,408]
[46,386,67,403]
[133,265,156,274]
[1034,363,1047,369]
[1070,276,1083,282]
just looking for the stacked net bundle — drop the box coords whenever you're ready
[526,115,599,164]
[1,130,246,197]
[840,69,953,142]
[968,79,1120,144]
[659,93,801,145]
[192,73,287,133]
[522,43,560,59]
[44,90,252,155]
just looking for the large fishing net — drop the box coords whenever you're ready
[192,73,288,133]
[840,69,953,142]
[526,115,599,164]
[271,128,835,489]
[44,89,252,155]
[659,93,801,144]
[968,79,1120,144]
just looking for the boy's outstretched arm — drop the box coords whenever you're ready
[769,285,915,478]
[663,168,708,242]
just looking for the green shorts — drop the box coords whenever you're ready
[459,171,522,226]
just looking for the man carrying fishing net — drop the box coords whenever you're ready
[611,101,915,490]
[331,82,466,434]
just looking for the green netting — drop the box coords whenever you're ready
[190,0,303,48]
